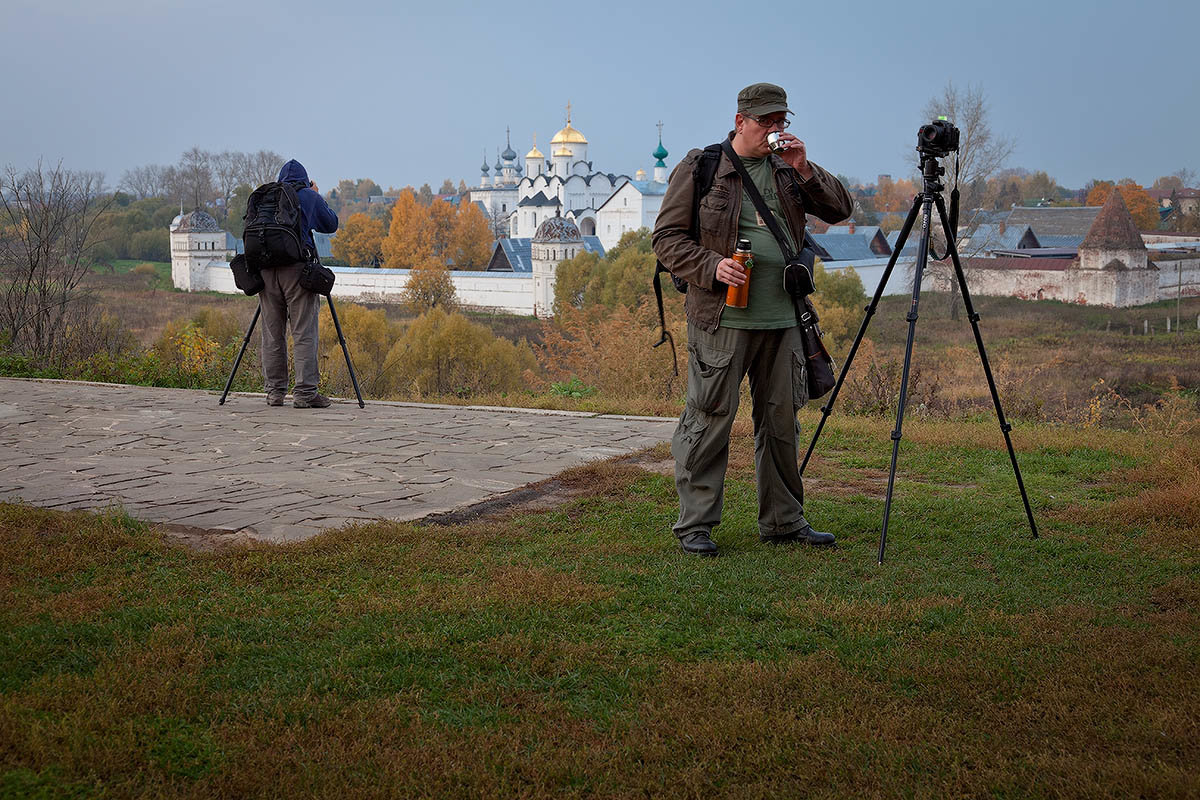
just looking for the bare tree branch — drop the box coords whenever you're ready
[0,161,113,359]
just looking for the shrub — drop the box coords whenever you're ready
[402,260,458,314]
[317,302,403,398]
[190,307,243,345]
[387,309,536,398]
[536,300,684,414]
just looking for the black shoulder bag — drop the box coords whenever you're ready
[720,140,836,399]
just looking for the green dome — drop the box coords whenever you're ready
[653,137,668,162]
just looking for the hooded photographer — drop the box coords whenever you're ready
[258,159,339,408]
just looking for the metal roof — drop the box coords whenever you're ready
[991,247,1077,259]
[810,232,877,261]
[486,236,606,273]
[1033,234,1085,249]
[1006,206,1101,237]
[517,191,561,208]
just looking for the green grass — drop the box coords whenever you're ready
[0,420,1197,798]
[96,259,172,280]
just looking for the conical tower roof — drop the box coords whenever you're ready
[1080,188,1146,252]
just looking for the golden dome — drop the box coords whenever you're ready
[550,123,588,145]
[526,133,544,160]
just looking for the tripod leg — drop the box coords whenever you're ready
[934,197,1038,539]
[801,198,922,474]
[219,305,261,405]
[877,196,938,564]
[326,295,365,408]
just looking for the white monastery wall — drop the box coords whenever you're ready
[189,264,535,315]
[1155,256,1200,299]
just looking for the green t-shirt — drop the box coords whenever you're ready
[720,155,798,330]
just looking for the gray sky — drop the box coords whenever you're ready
[2,0,1196,192]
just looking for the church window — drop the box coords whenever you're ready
[502,203,506,212]
[624,198,628,207]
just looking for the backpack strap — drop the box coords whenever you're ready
[652,143,724,375]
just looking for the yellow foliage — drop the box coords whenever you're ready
[332,212,385,266]
[382,192,435,268]
[387,309,537,398]
[403,259,458,314]
[381,193,494,270]
[1085,182,1160,230]
[154,320,224,380]
[451,202,493,269]
[190,307,242,345]
[536,300,684,413]
[316,301,403,398]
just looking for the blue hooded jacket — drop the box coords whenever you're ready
[277,159,339,250]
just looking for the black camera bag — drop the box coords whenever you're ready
[298,257,336,296]
[229,253,264,296]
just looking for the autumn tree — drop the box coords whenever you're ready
[1085,181,1159,230]
[382,191,435,268]
[356,179,382,201]
[417,183,434,206]
[874,176,917,213]
[402,258,457,313]
[450,202,493,269]
[428,200,458,261]
[439,179,456,195]
[552,228,656,312]
[331,212,385,266]
[1152,175,1183,192]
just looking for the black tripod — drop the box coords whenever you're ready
[800,149,1038,563]
[218,294,365,408]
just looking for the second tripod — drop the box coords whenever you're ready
[218,293,365,408]
[801,134,1038,563]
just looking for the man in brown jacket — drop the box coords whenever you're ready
[652,83,853,556]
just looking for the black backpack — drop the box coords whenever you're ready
[242,181,313,270]
[652,144,724,375]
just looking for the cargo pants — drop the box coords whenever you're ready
[259,262,320,401]
[672,322,810,540]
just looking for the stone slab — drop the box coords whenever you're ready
[0,378,676,543]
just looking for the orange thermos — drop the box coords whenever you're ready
[725,237,753,308]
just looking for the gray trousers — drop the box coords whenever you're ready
[259,263,320,399]
[672,322,810,540]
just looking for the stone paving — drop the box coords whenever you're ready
[0,379,676,543]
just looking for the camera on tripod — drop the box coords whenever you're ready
[917,116,960,158]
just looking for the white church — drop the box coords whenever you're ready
[471,108,671,250]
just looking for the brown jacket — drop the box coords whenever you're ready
[651,135,853,333]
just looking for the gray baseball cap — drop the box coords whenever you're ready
[737,83,792,116]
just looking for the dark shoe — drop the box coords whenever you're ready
[679,531,718,556]
[293,393,332,409]
[761,524,836,547]
[266,393,285,407]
